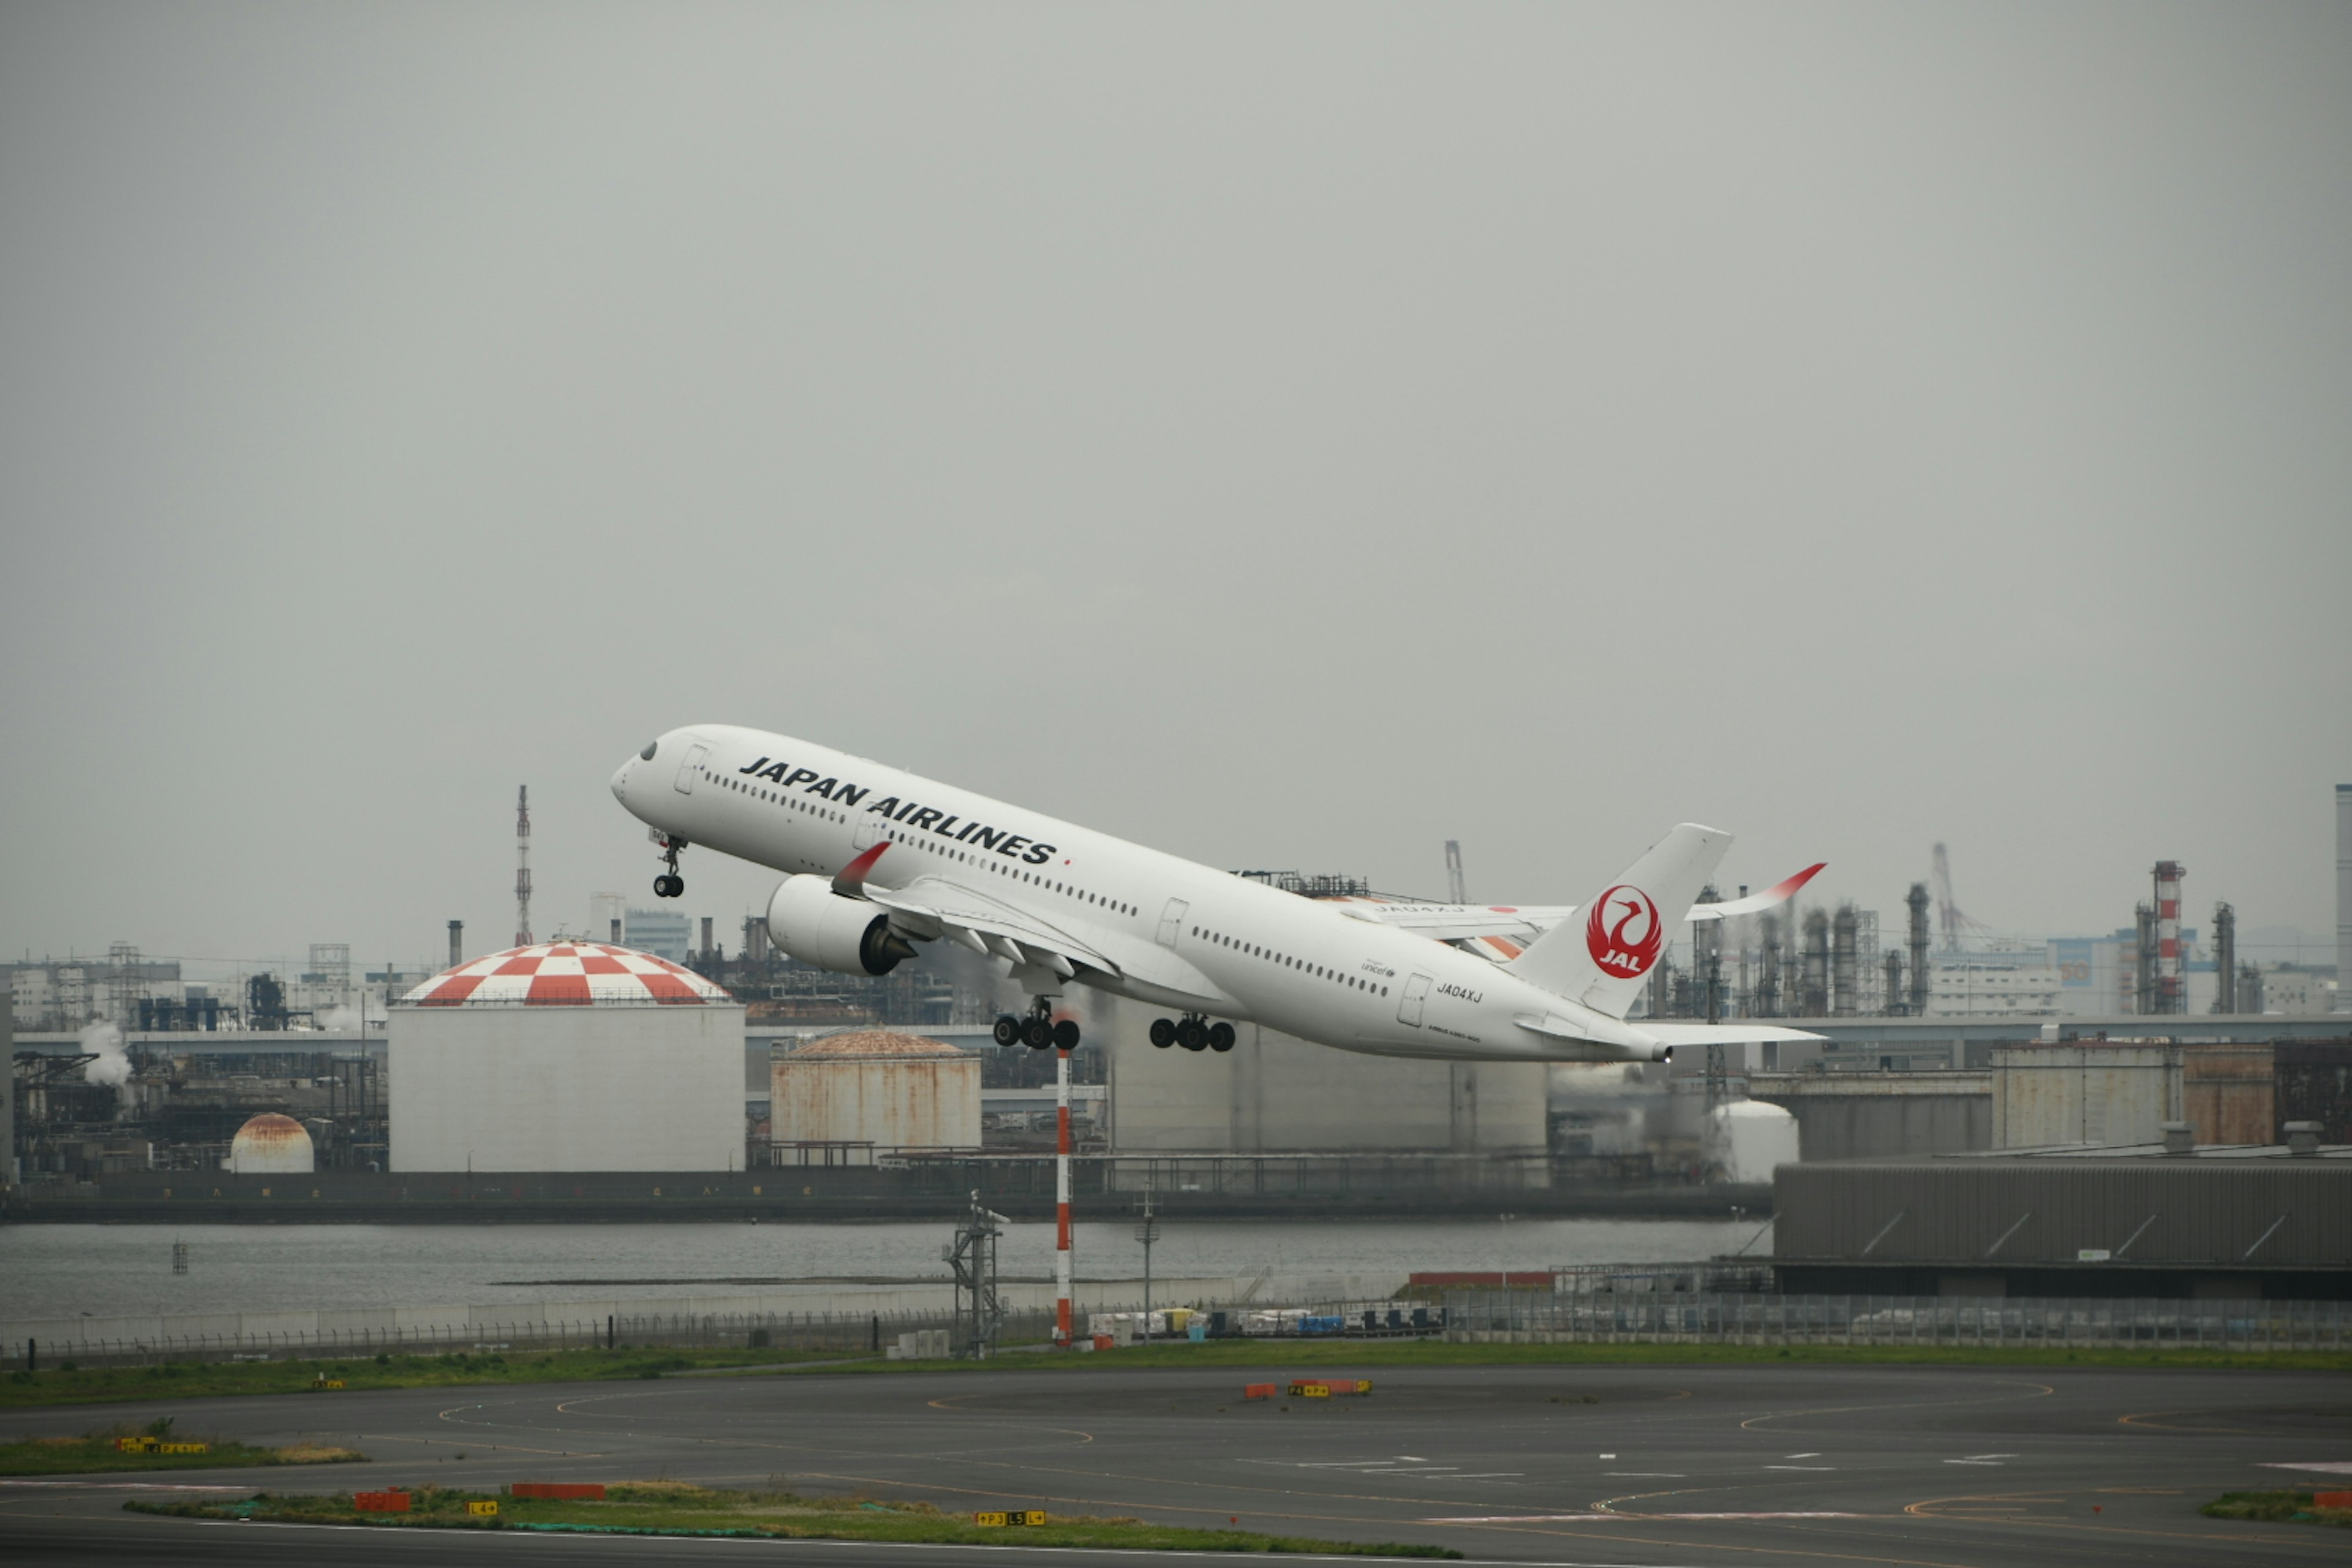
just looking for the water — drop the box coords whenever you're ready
[0,1216,1764,1322]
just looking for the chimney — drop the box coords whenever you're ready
[610,918,623,945]
[447,921,462,968]
[2338,784,2351,1012]
[2160,1121,2193,1156]
[701,916,714,961]
[2285,1121,2321,1158]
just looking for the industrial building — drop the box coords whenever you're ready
[769,1030,981,1159]
[388,941,743,1173]
[1098,994,1547,1155]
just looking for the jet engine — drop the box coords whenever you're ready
[765,875,916,977]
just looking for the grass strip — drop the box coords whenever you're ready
[127,1482,1461,1556]
[817,1338,2352,1376]
[2,1421,364,1476]
[10,1336,2340,1411]
[2201,1490,2352,1528]
[0,1344,842,1411]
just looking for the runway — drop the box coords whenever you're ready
[4,1359,2348,1565]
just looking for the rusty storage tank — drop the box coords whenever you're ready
[771,1030,981,1158]
[386,942,743,1172]
[228,1112,315,1174]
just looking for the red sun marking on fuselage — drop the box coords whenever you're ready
[1585,884,1664,978]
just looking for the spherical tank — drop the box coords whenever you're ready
[228,1112,315,1174]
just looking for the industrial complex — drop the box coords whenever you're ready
[5,786,2349,1311]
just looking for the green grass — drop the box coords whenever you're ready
[0,1344,845,1411]
[9,1335,2340,1412]
[830,1337,2352,1376]
[1,1418,366,1476]
[2201,1490,2352,1528]
[127,1482,1460,1556]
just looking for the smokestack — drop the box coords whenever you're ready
[1883,948,1905,1016]
[1905,883,1931,1016]
[2153,861,2185,1013]
[1831,904,1858,1017]
[514,785,533,947]
[701,916,714,963]
[2212,903,2236,1014]
[611,918,622,944]
[1696,884,1722,1023]
[2133,903,2157,1014]
[447,920,462,969]
[2339,785,2351,1011]
[1801,909,1830,1016]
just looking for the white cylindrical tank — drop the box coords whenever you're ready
[387,942,744,1173]
[228,1112,315,1174]
[771,1030,981,1155]
[1706,1098,1800,1183]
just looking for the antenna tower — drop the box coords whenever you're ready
[514,785,533,946]
[1444,841,1468,905]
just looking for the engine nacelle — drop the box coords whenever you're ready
[766,875,913,977]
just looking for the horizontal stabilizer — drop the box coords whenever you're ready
[1630,1022,1828,1049]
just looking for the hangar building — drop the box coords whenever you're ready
[388,942,742,1173]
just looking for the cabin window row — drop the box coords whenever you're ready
[1191,927,1388,997]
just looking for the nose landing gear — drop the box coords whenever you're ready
[994,998,1080,1051]
[652,837,688,899]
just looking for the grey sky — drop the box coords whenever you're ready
[4,2,2347,978]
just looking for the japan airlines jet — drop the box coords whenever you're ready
[611,726,1826,1065]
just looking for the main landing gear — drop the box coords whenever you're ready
[1150,1015,1234,1053]
[994,997,1080,1052]
[652,837,687,899]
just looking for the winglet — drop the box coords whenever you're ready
[832,842,888,897]
[1688,862,1826,922]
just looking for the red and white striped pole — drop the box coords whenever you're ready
[1055,1036,1072,1349]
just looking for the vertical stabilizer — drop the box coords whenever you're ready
[1504,824,1732,1018]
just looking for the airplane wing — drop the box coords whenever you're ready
[864,876,1123,983]
[1334,862,1825,944]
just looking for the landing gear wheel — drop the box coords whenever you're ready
[1051,1019,1081,1051]
[1207,1022,1236,1053]
[1177,1017,1208,1052]
[1022,1016,1054,1050]
[992,1014,1023,1049]
[653,873,683,899]
[1149,1017,1176,1049]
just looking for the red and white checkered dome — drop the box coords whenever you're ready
[398,943,733,1008]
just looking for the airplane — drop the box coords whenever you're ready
[610,725,1828,1065]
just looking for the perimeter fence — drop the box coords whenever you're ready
[2,1306,1066,1372]
[1436,1289,2352,1351]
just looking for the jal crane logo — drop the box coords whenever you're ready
[1585,884,1664,979]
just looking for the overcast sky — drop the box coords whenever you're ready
[4,1,2347,979]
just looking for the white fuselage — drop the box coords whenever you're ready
[612,725,1656,1063]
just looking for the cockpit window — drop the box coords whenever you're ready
[639,741,658,761]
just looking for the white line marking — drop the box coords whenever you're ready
[1784,1452,1821,1458]
[1765,1464,1834,1471]
[2264,1461,2352,1475]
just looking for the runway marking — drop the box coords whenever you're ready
[2117,1407,2264,1434]
[1783,1452,1821,1458]
[1604,1472,1684,1477]
[1763,1464,1833,1471]
[2263,1460,2352,1474]
[1433,1512,1864,1522]
[1906,1487,2320,1545]
[1738,1378,2054,1432]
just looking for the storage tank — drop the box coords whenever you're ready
[386,941,743,1172]
[1705,1099,1800,1183]
[771,1030,981,1156]
[228,1112,315,1174]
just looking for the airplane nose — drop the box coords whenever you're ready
[610,761,631,802]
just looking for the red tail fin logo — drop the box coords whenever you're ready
[1585,884,1664,978]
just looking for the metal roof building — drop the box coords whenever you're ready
[1773,1142,2352,1300]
